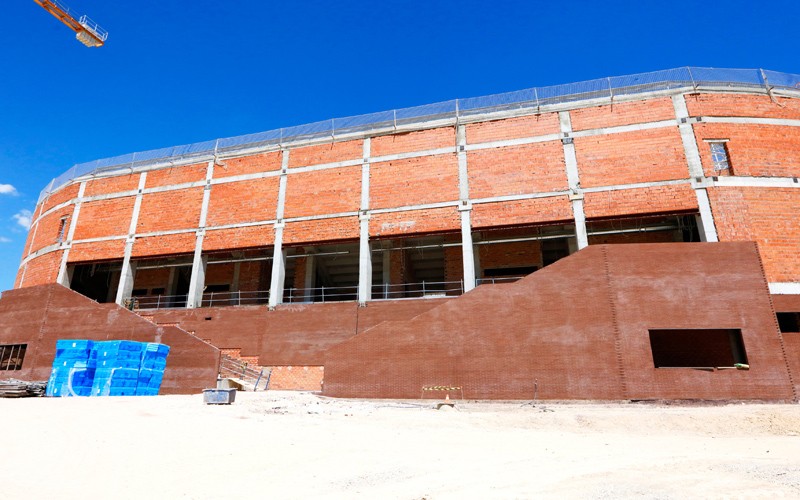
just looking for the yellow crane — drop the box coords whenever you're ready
[33,0,108,47]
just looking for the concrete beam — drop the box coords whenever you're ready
[56,181,87,287]
[115,173,147,306]
[186,162,215,308]
[358,138,372,305]
[457,125,476,292]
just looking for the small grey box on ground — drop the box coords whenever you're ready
[203,388,236,405]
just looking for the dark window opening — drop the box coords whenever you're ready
[70,263,119,303]
[57,216,69,243]
[131,289,148,297]
[777,313,800,333]
[205,284,231,293]
[150,287,166,296]
[542,238,571,266]
[483,266,538,278]
[1,344,27,371]
[649,329,747,368]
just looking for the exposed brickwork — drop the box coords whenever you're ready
[145,163,207,188]
[137,188,203,234]
[582,185,698,218]
[708,187,800,283]
[237,261,269,292]
[19,250,62,287]
[371,127,454,156]
[134,268,171,289]
[283,218,359,245]
[41,183,79,214]
[288,140,363,167]
[693,123,800,177]
[203,226,274,251]
[268,366,324,391]
[574,127,688,187]
[570,97,676,131]
[588,231,677,245]
[72,197,135,240]
[132,233,197,258]
[466,113,560,143]
[206,178,279,226]
[214,151,282,178]
[467,141,566,198]
[685,93,800,120]
[370,208,460,237]
[472,197,573,228]
[370,154,459,209]
[479,240,543,271]
[68,240,126,263]
[29,206,72,254]
[206,263,235,286]
[284,166,360,218]
[84,174,139,197]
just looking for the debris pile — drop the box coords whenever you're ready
[0,379,46,398]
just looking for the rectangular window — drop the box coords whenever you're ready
[57,216,69,243]
[709,142,731,172]
[0,344,27,371]
[649,329,747,368]
[777,312,800,333]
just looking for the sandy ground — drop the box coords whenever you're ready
[1,392,799,499]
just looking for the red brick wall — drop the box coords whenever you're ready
[467,141,566,198]
[466,113,560,143]
[289,140,362,167]
[29,206,72,254]
[72,197,135,240]
[203,226,273,252]
[68,240,126,263]
[132,233,196,258]
[206,263,234,285]
[84,174,139,197]
[206,178,279,226]
[693,123,800,177]
[215,151,282,178]
[269,366,324,391]
[370,208,460,237]
[708,186,800,283]
[370,154,459,209]
[135,268,171,289]
[137,189,203,233]
[284,166,360,218]
[41,184,79,213]
[685,93,800,120]
[479,240,543,271]
[19,250,63,287]
[145,163,207,188]
[283,218,359,245]
[372,127,453,156]
[583,185,698,218]
[472,197,573,228]
[574,127,688,187]
[570,97,676,131]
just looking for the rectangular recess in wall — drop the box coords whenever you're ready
[648,329,747,369]
[777,313,800,333]
[0,344,27,371]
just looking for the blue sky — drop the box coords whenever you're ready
[1,0,798,291]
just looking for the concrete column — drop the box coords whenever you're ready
[381,245,391,299]
[357,138,372,305]
[457,124,476,292]
[303,253,315,301]
[232,262,241,292]
[559,111,589,249]
[56,181,87,287]
[115,172,147,305]
[673,94,719,242]
[187,161,215,308]
[268,150,290,309]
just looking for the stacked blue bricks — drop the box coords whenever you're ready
[46,340,170,397]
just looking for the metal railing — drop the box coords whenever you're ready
[37,67,800,203]
[371,280,465,300]
[129,294,188,310]
[283,285,359,303]
[78,15,108,41]
[201,290,270,307]
[475,276,524,286]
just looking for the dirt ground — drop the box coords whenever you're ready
[1,391,799,499]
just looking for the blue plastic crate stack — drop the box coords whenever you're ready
[46,340,170,397]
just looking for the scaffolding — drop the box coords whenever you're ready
[38,67,800,202]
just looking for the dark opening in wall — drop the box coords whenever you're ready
[777,313,800,333]
[0,344,27,370]
[649,329,747,368]
[70,263,120,303]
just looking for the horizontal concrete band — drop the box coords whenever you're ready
[31,109,800,225]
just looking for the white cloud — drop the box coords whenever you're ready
[13,210,32,229]
[0,237,10,243]
[0,184,18,195]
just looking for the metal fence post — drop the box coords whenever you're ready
[687,66,697,92]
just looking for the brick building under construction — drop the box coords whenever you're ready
[3,67,800,400]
